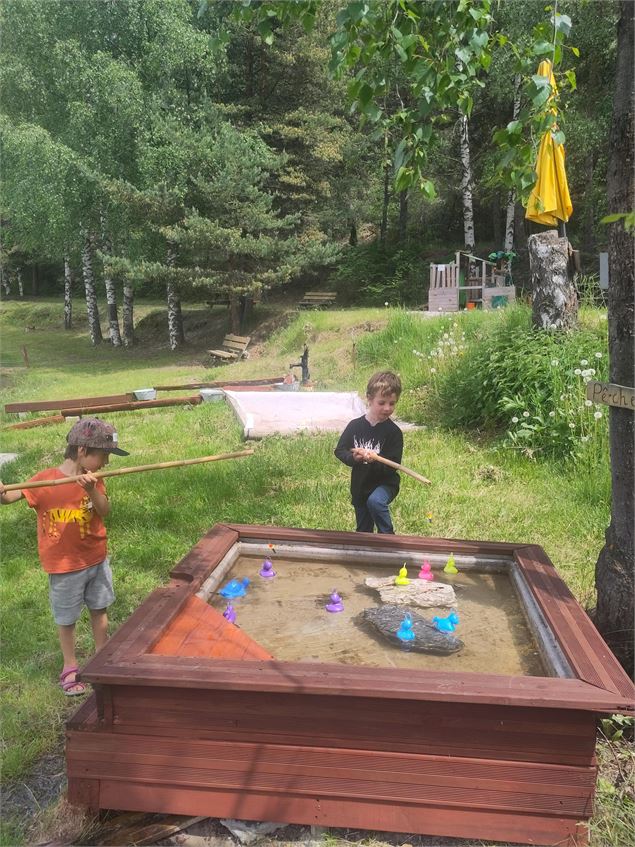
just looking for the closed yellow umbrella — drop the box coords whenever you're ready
[525,60,573,225]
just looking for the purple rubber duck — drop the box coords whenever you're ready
[325,590,344,613]
[259,558,276,578]
[223,603,237,624]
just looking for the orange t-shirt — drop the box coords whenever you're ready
[23,469,108,574]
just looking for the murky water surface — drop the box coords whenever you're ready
[208,555,546,676]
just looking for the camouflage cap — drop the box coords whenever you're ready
[66,418,129,456]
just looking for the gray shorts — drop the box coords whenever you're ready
[48,558,115,626]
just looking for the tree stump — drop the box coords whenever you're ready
[528,230,578,330]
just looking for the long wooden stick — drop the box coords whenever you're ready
[1,450,254,492]
[372,453,432,485]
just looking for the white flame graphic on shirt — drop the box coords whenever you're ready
[354,437,382,454]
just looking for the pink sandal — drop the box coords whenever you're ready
[59,667,87,697]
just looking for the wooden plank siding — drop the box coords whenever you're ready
[67,524,635,845]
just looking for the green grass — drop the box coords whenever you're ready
[0,296,627,846]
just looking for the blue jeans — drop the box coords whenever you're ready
[354,485,395,534]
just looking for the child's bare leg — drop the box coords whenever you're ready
[89,608,109,652]
[57,623,84,693]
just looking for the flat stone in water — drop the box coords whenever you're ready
[363,605,464,655]
[365,575,456,608]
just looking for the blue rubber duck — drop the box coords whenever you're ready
[219,577,250,599]
[396,613,416,643]
[432,611,459,632]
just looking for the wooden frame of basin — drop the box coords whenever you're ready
[67,524,635,846]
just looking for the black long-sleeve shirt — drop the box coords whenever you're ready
[334,415,403,506]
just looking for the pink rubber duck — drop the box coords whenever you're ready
[418,560,434,581]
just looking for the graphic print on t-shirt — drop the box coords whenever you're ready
[353,436,382,454]
[42,494,94,540]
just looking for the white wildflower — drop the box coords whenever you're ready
[569,423,575,429]
[522,411,530,418]
[430,367,436,374]
[549,411,556,417]
[512,416,519,424]
[580,359,588,366]
[581,436,589,443]
[585,400,593,407]
[594,352,602,359]
[574,368,582,375]
[551,359,559,366]
[594,411,603,420]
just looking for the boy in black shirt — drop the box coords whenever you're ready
[335,371,403,533]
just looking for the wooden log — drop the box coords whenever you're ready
[1,450,254,492]
[5,393,134,414]
[61,395,202,416]
[3,415,66,430]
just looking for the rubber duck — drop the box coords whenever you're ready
[432,611,460,632]
[396,613,415,643]
[426,512,433,524]
[325,590,344,613]
[394,564,410,585]
[223,603,237,623]
[219,576,250,599]
[259,558,276,578]
[443,553,458,575]
[418,560,434,581]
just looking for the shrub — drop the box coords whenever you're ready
[355,305,609,461]
[332,243,425,306]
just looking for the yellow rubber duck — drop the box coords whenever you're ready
[395,564,410,585]
[443,553,458,575]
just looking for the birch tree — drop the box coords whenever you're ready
[81,233,103,346]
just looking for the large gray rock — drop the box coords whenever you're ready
[363,605,463,654]
[365,575,456,608]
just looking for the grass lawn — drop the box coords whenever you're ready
[0,296,632,847]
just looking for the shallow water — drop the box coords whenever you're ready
[209,555,546,676]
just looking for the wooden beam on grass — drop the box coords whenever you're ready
[154,376,284,391]
[61,395,203,416]
[5,393,134,414]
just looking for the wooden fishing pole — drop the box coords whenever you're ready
[372,453,432,485]
[1,450,254,492]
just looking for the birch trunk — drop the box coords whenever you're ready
[166,244,185,350]
[594,0,634,675]
[528,231,578,330]
[122,282,135,347]
[63,256,73,330]
[100,217,122,346]
[1,269,10,297]
[458,114,475,252]
[81,233,103,345]
[504,75,522,253]
[16,267,23,297]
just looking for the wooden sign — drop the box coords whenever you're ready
[586,380,635,410]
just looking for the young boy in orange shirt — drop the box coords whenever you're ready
[0,418,128,695]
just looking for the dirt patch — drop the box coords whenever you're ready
[2,752,67,823]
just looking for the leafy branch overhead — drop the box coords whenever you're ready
[228,0,578,200]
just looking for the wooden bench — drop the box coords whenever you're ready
[208,334,251,362]
[299,291,337,309]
